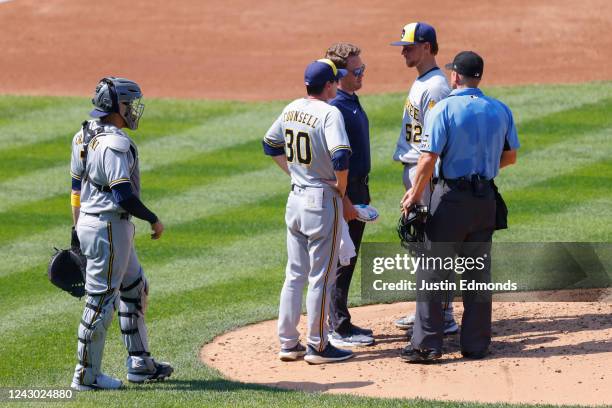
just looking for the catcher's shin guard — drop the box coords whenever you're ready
[119,276,150,358]
[73,292,117,385]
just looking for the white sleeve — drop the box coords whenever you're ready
[421,82,451,127]
[263,113,285,148]
[103,148,132,189]
[70,131,84,182]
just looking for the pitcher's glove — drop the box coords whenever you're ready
[48,247,86,298]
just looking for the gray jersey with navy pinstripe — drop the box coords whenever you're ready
[264,97,350,352]
[264,98,350,187]
[70,120,140,215]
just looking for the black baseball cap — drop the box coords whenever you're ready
[444,51,484,78]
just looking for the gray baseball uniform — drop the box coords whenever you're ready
[392,68,455,324]
[70,120,151,385]
[264,98,351,352]
[394,67,450,204]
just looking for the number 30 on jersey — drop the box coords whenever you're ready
[285,129,312,165]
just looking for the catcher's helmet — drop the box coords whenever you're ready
[90,77,145,130]
[48,248,86,298]
[397,205,428,249]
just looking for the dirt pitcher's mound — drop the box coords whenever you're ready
[201,300,612,406]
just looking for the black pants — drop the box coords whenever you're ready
[329,178,370,335]
[411,181,495,353]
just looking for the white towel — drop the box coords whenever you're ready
[338,219,356,266]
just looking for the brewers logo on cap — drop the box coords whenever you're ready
[390,22,437,46]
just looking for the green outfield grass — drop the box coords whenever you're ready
[0,82,610,407]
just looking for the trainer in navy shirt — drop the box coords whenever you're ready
[325,44,375,345]
[330,89,370,178]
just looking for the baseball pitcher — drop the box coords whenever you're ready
[390,22,457,334]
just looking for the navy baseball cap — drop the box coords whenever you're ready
[304,59,347,87]
[445,51,484,78]
[390,22,437,46]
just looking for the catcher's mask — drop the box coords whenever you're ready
[90,77,145,130]
[48,248,86,298]
[397,205,429,249]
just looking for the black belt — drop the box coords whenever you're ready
[349,175,369,185]
[83,212,130,220]
[441,175,492,197]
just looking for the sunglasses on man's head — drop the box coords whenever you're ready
[351,64,366,77]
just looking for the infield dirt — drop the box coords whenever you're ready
[1,0,611,100]
[202,299,612,406]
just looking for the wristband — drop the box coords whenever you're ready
[70,192,81,208]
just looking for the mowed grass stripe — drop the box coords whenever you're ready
[0,103,282,209]
[0,97,279,174]
[11,116,607,281]
[0,99,85,150]
[2,81,606,151]
[2,155,610,332]
[0,224,287,341]
[2,91,608,296]
[0,111,241,183]
[502,159,612,230]
[1,91,609,296]
[513,98,612,154]
[493,126,612,191]
[0,192,287,318]
[2,91,609,216]
[501,196,612,242]
[484,81,612,123]
[360,81,612,132]
[0,96,80,122]
[0,138,270,244]
[0,165,288,277]
[359,126,612,242]
[1,81,609,189]
[0,273,283,385]
[0,96,267,151]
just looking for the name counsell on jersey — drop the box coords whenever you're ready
[283,110,319,128]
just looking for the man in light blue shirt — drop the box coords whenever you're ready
[399,51,520,363]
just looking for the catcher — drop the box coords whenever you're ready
[66,77,173,391]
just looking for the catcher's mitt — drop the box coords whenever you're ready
[397,205,429,250]
[48,247,86,298]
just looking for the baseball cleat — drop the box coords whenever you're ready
[394,314,415,330]
[329,331,374,348]
[70,373,122,391]
[304,343,354,364]
[400,346,442,364]
[278,342,307,361]
[350,324,373,337]
[443,319,459,335]
[127,360,174,383]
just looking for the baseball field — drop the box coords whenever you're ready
[0,82,611,407]
[1,0,611,406]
